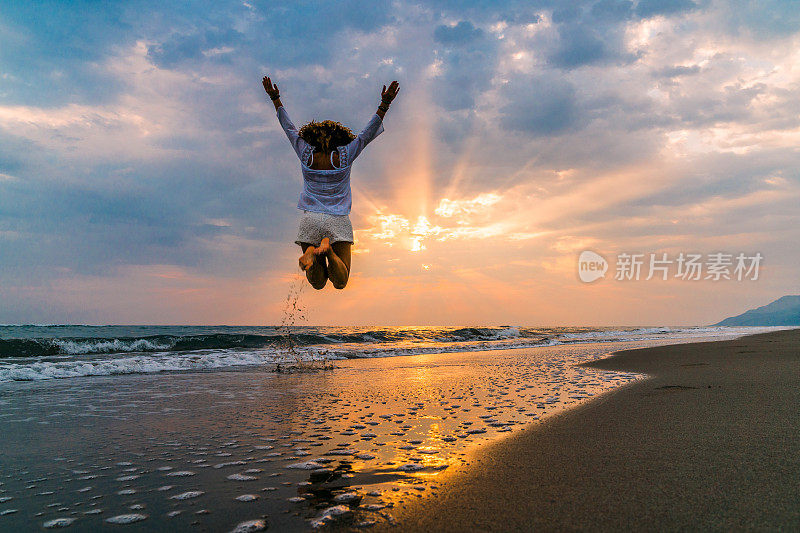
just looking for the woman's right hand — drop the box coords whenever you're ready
[381,81,400,103]
[262,76,280,100]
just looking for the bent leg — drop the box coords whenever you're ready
[299,243,327,290]
[326,241,351,290]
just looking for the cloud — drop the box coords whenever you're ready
[548,22,610,68]
[147,28,244,67]
[539,1,640,70]
[498,75,583,136]
[590,0,634,22]
[434,193,502,217]
[434,20,484,44]
[0,1,138,106]
[634,0,698,18]
[652,64,702,78]
[431,21,499,111]
[721,0,800,38]
[245,0,397,68]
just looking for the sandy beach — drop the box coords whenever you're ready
[385,328,800,531]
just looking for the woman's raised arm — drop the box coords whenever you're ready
[264,75,311,160]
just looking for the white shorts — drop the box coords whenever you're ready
[295,210,354,246]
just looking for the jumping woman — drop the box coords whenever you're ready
[262,75,399,290]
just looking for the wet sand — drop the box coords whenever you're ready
[385,328,800,531]
[0,340,647,531]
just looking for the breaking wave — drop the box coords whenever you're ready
[0,325,788,382]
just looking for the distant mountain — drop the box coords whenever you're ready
[714,295,800,326]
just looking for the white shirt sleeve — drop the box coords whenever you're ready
[276,106,311,160]
[344,114,384,164]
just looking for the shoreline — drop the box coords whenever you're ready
[382,328,800,531]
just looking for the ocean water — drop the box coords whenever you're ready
[0,324,784,382]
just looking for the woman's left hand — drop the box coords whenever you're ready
[262,76,280,100]
[381,81,400,103]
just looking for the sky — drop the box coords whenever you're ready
[0,0,799,326]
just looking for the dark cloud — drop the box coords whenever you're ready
[0,0,396,108]
[548,23,609,68]
[147,28,244,68]
[0,124,299,279]
[0,135,30,175]
[499,10,543,25]
[0,0,245,106]
[423,0,552,23]
[434,20,483,45]
[627,162,779,211]
[722,0,800,38]
[246,0,396,68]
[634,0,697,18]
[431,21,498,111]
[652,65,702,78]
[434,110,479,149]
[499,76,583,136]
[552,4,583,23]
[545,2,640,69]
[590,0,634,21]
[0,0,131,106]
[667,81,769,127]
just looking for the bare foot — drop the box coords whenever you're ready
[315,237,331,256]
[299,247,316,271]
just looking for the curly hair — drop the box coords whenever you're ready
[298,120,356,154]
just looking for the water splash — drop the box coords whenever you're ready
[275,271,334,372]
